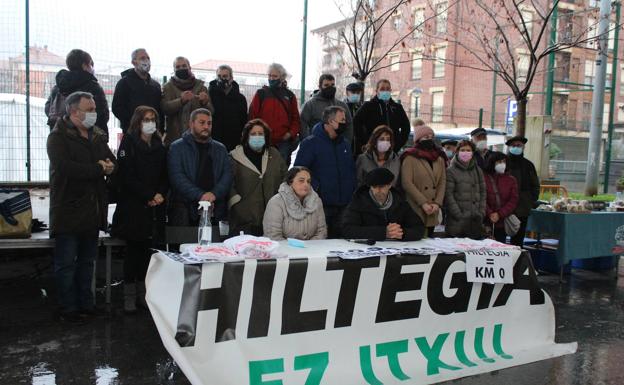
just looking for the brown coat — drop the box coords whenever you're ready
[161,78,214,146]
[401,155,446,227]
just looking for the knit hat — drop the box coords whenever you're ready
[413,125,435,142]
[366,168,394,187]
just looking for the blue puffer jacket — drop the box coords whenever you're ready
[294,122,356,207]
[168,131,232,219]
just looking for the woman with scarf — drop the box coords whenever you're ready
[400,125,447,237]
[444,140,487,239]
[228,119,287,236]
[161,56,214,146]
[355,125,401,187]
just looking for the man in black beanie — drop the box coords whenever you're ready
[342,168,425,241]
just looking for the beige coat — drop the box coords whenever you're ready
[401,155,446,227]
[161,78,214,146]
[262,183,327,241]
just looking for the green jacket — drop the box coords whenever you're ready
[161,78,213,146]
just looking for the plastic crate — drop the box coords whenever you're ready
[526,246,571,274]
[571,256,618,271]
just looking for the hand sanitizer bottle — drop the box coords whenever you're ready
[198,201,212,245]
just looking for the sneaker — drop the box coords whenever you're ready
[59,311,86,324]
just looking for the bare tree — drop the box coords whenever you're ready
[440,0,608,136]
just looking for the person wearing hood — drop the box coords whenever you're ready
[444,140,487,239]
[343,168,424,241]
[248,63,301,163]
[355,125,401,187]
[161,56,214,146]
[111,106,168,313]
[294,106,356,238]
[352,79,410,156]
[482,152,519,243]
[45,49,109,138]
[505,136,539,246]
[167,108,231,227]
[208,64,248,152]
[228,119,286,236]
[263,166,327,241]
[112,48,163,134]
[300,74,353,143]
[470,128,490,169]
[401,125,447,237]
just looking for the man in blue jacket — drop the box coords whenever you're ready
[294,106,356,238]
[168,108,232,226]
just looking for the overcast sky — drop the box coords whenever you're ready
[1,0,347,89]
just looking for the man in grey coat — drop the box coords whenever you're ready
[300,74,353,143]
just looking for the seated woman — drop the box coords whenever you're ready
[483,151,518,243]
[343,168,425,241]
[262,166,327,240]
[444,139,486,239]
[229,118,287,236]
[112,105,168,313]
[355,125,401,186]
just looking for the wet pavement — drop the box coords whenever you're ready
[1,252,623,385]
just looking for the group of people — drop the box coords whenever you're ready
[45,47,540,322]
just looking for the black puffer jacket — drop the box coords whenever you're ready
[342,185,425,241]
[112,69,163,133]
[45,69,110,136]
[353,96,410,154]
[208,80,248,151]
[112,133,168,241]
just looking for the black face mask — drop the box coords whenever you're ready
[217,78,229,88]
[419,139,434,149]
[175,69,190,80]
[320,86,337,100]
[335,122,347,136]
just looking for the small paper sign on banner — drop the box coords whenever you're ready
[465,248,514,284]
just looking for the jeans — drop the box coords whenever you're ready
[53,233,98,313]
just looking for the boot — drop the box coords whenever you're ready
[123,283,137,314]
[136,281,148,310]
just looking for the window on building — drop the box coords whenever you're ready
[520,10,533,39]
[618,103,624,122]
[434,47,446,78]
[412,52,422,79]
[337,28,345,45]
[607,61,613,84]
[585,60,595,85]
[432,91,444,122]
[323,54,332,67]
[435,2,448,34]
[518,54,530,82]
[589,0,599,7]
[390,54,400,71]
[411,94,421,120]
[587,17,597,48]
[392,11,402,30]
[413,9,425,38]
[392,91,401,102]
[620,67,624,95]
[609,22,615,50]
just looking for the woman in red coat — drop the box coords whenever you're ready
[483,152,519,243]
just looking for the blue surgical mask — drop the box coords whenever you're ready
[444,149,454,159]
[249,135,265,151]
[348,94,361,103]
[509,146,523,155]
[378,91,391,102]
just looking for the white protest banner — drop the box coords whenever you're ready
[464,248,517,284]
[146,240,576,385]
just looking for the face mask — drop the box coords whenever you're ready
[175,69,190,79]
[495,163,506,174]
[444,149,454,159]
[217,77,230,88]
[475,140,488,151]
[82,112,97,128]
[268,79,281,88]
[376,140,391,153]
[509,146,523,155]
[335,122,347,136]
[378,91,391,102]
[419,139,434,149]
[142,121,157,135]
[458,151,473,163]
[320,86,336,100]
[348,94,361,103]
[138,59,151,73]
[248,135,265,151]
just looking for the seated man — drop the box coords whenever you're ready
[342,168,425,241]
[168,108,232,227]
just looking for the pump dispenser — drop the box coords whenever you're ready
[198,201,212,245]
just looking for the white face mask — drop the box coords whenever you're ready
[376,140,391,153]
[476,140,488,151]
[82,112,97,128]
[495,163,506,174]
[138,59,151,73]
[142,121,157,135]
